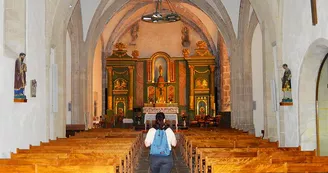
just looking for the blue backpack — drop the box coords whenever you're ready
[150,129,170,156]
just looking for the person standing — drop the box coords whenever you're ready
[145,112,177,173]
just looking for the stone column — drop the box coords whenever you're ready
[107,67,113,110]
[128,66,134,110]
[189,65,195,110]
[210,65,216,115]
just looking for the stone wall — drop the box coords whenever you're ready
[218,32,231,112]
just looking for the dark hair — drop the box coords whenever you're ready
[154,112,167,130]
[19,53,26,57]
[282,64,288,67]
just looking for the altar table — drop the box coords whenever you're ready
[144,113,178,131]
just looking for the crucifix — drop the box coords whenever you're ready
[311,0,317,25]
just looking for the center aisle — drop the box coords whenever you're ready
[135,144,189,173]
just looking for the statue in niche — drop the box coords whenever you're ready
[14,53,27,102]
[181,26,190,47]
[281,64,292,103]
[159,65,163,76]
[130,23,139,46]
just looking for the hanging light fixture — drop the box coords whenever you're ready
[141,0,180,23]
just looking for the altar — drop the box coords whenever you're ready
[105,41,219,128]
[144,113,178,131]
[143,106,179,131]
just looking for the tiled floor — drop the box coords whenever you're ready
[135,146,189,173]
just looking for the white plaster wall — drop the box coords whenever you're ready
[0,0,47,158]
[66,31,72,124]
[0,0,3,54]
[283,0,328,147]
[118,21,202,58]
[93,39,102,118]
[80,0,101,41]
[251,24,264,137]
[221,0,240,37]
[102,5,132,49]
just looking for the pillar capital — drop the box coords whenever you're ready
[210,65,215,72]
[107,66,113,73]
[128,66,134,71]
[189,65,194,70]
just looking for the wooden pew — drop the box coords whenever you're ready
[179,129,328,173]
[0,128,142,173]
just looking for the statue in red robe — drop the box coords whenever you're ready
[14,53,27,100]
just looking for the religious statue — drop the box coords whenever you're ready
[202,79,208,88]
[195,78,208,89]
[181,26,190,47]
[130,23,139,45]
[114,80,121,90]
[114,79,127,90]
[31,79,37,97]
[121,80,127,89]
[14,53,27,101]
[281,64,293,103]
[159,65,163,76]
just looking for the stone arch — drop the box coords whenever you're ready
[49,0,278,132]
[103,2,217,56]
[299,38,328,150]
[85,0,276,132]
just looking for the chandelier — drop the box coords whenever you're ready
[141,0,181,23]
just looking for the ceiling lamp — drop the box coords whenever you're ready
[141,0,181,23]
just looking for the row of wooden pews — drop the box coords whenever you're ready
[180,128,328,173]
[0,128,142,173]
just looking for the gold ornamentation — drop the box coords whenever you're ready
[194,70,209,74]
[108,96,113,110]
[115,42,126,50]
[195,78,208,89]
[114,97,126,115]
[182,48,190,58]
[128,96,133,110]
[132,50,139,58]
[112,51,127,58]
[113,70,128,75]
[194,40,212,57]
[150,52,171,83]
[113,78,128,90]
[196,41,207,49]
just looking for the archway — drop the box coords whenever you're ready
[316,53,328,155]
[49,0,278,136]
[299,38,328,151]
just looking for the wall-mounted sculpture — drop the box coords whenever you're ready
[130,22,139,46]
[181,26,190,47]
[14,52,27,102]
[31,79,37,97]
[280,63,293,106]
